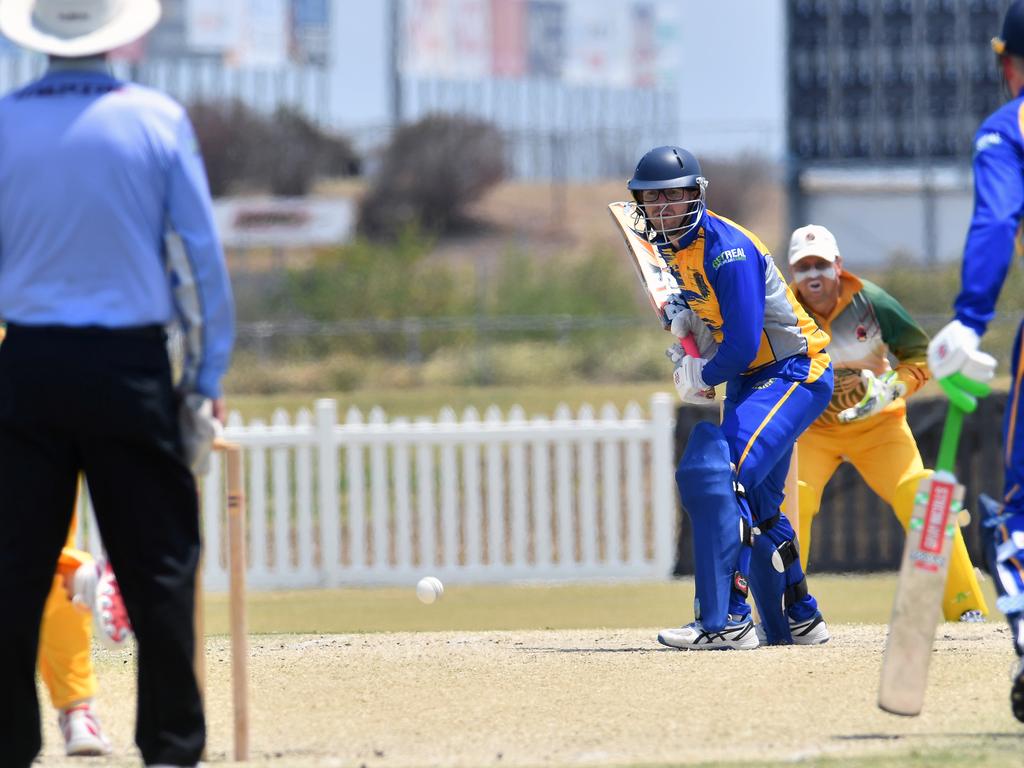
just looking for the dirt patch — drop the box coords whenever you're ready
[36,623,1021,767]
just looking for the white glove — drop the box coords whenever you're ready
[178,393,222,476]
[837,369,907,424]
[669,309,719,358]
[927,320,997,382]
[672,355,716,405]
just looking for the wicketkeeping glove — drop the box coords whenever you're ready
[837,369,907,424]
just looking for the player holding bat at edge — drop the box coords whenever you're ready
[615,145,834,649]
[921,0,1024,723]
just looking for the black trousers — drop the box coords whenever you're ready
[0,324,205,767]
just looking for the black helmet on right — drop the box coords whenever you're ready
[993,0,1024,57]
[627,146,708,241]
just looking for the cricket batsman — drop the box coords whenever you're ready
[624,146,834,649]
[786,224,989,622]
[928,0,1024,723]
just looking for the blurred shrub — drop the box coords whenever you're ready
[188,100,270,197]
[188,100,359,197]
[260,108,360,196]
[581,330,668,382]
[488,246,637,317]
[276,229,472,357]
[359,114,505,237]
[230,238,666,393]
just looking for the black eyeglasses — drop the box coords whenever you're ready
[640,188,690,203]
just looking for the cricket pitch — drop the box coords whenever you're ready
[35,623,1022,767]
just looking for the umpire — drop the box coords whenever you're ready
[0,1,234,766]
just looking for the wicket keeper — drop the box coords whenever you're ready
[40,511,132,757]
[624,146,834,649]
[786,224,988,622]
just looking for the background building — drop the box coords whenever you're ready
[786,0,1007,266]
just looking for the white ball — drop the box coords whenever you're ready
[416,576,444,604]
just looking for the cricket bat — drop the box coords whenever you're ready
[608,201,711,397]
[878,373,989,715]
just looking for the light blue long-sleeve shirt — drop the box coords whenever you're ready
[0,61,234,398]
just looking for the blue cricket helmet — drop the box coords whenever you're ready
[993,0,1024,57]
[627,146,708,241]
[627,145,704,191]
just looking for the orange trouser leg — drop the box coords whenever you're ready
[799,409,988,620]
[39,501,97,710]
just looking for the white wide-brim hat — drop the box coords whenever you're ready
[0,0,161,58]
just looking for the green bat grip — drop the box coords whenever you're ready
[938,372,991,415]
[936,403,964,475]
[935,373,991,474]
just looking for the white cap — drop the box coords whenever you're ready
[0,0,161,58]
[788,224,840,265]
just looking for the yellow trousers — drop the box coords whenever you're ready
[797,407,988,621]
[38,515,96,710]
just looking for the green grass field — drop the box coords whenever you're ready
[229,382,675,421]
[200,573,1000,636]
[227,375,1016,423]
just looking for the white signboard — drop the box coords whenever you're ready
[213,197,356,249]
[563,0,631,87]
[238,0,289,68]
[185,0,243,52]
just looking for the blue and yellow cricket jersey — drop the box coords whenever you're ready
[662,210,830,388]
[955,93,1024,336]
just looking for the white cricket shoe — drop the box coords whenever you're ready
[755,611,831,645]
[790,612,830,644]
[657,615,759,650]
[59,700,111,756]
[959,609,985,623]
[72,560,133,649]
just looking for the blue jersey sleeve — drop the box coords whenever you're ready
[701,240,765,386]
[165,114,235,399]
[955,117,1024,336]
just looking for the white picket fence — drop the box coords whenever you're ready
[75,393,678,591]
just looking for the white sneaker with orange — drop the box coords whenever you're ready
[59,700,111,756]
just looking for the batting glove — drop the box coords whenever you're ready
[927,320,997,382]
[837,369,907,424]
[672,355,716,405]
[669,309,719,358]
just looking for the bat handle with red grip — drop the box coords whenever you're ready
[678,334,700,358]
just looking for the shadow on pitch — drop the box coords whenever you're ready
[833,732,1022,741]
[513,646,670,653]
